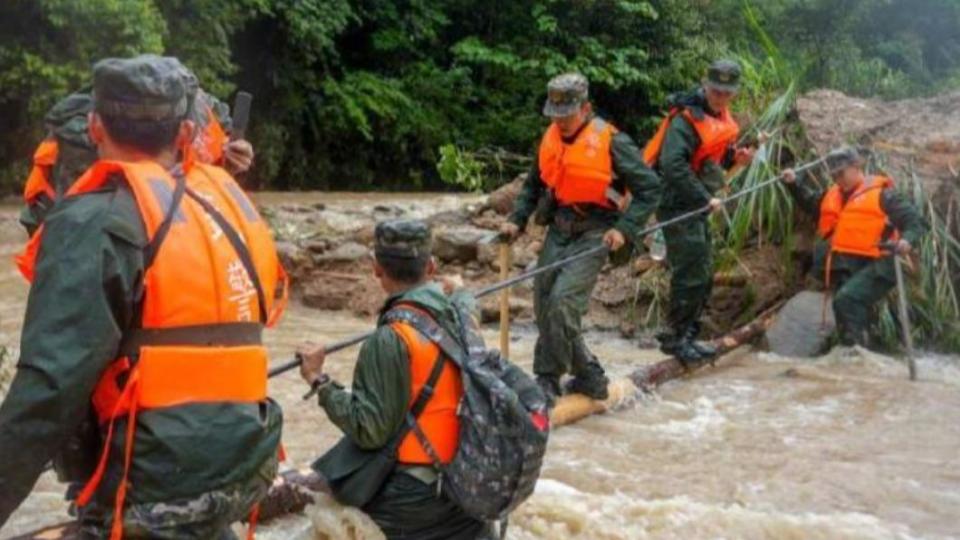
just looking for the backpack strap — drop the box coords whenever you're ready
[383,305,468,367]
[382,305,468,471]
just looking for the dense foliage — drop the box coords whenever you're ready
[0,0,958,192]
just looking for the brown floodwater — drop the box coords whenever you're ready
[1,195,959,540]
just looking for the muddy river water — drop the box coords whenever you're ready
[1,194,959,540]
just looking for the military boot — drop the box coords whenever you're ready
[536,375,561,408]
[564,361,610,401]
[685,323,717,359]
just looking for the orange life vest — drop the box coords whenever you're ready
[184,105,229,168]
[818,175,897,259]
[20,159,286,539]
[391,318,463,465]
[643,107,739,173]
[23,139,58,203]
[538,118,620,209]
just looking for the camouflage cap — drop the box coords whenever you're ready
[826,147,865,176]
[704,59,742,93]
[543,73,589,118]
[374,219,432,260]
[93,54,189,121]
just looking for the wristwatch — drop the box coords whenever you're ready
[302,373,332,401]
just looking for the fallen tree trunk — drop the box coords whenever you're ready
[552,301,782,427]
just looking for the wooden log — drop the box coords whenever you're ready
[498,243,511,357]
[551,301,782,427]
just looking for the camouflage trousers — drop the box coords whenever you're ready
[532,227,607,378]
[661,213,713,333]
[830,257,896,346]
[76,454,277,539]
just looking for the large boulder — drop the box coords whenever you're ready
[765,290,835,357]
[433,226,494,263]
[486,174,526,216]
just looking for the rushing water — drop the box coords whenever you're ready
[1,195,959,540]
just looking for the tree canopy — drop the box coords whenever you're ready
[0,0,958,193]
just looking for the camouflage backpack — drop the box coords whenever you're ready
[383,303,550,523]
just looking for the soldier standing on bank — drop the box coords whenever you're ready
[781,148,927,347]
[500,73,662,404]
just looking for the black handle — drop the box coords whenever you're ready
[231,91,253,141]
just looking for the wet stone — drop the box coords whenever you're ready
[765,290,835,357]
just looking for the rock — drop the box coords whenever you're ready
[433,226,494,263]
[302,283,352,311]
[479,297,534,323]
[313,241,369,263]
[765,290,835,357]
[302,239,332,254]
[275,241,308,271]
[486,175,526,215]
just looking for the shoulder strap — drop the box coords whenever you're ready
[185,186,269,323]
[383,305,468,367]
[383,312,450,459]
[143,170,186,269]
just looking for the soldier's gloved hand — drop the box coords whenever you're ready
[708,197,724,214]
[734,146,755,167]
[297,341,327,385]
[602,228,626,251]
[499,221,520,243]
[781,168,797,184]
[224,139,255,174]
[895,239,912,256]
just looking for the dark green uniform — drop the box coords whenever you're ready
[510,118,661,390]
[0,56,280,539]
[787,171,927,345]
[313,283,491,540]
[656,88,732,343]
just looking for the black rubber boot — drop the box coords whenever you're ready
[656,329,681,356]
[685,323,717,359]
[672,338,706,369]
[536,375,562,408]
[564,361,610,401]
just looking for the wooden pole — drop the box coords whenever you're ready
[498,242,511,358]
[892,254,918,381]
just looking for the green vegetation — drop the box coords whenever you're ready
[2,0,957,193]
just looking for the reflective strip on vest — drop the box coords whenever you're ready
[538,118,619,209]
[391,321,462,465]
[822,176,897,259]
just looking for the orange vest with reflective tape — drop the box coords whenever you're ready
[818,175,896,259]
[184,105,229,168]
[391,320,462,465]
[24,159,287,539]
[538,118,619,209]
[643,107,739,173]
[23,139,58,203]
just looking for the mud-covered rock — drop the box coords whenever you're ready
[433,226,494,263]
[487,174,526,215]
[313,241,369,263]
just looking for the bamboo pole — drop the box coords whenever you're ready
[499,242,511,358]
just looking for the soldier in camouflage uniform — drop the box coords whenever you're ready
[648,60,755,365]
[782,148,927,347]
[0,55,281,539]
[501,73,662,403]
[298,220,495,540]
[19,68,253,237]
